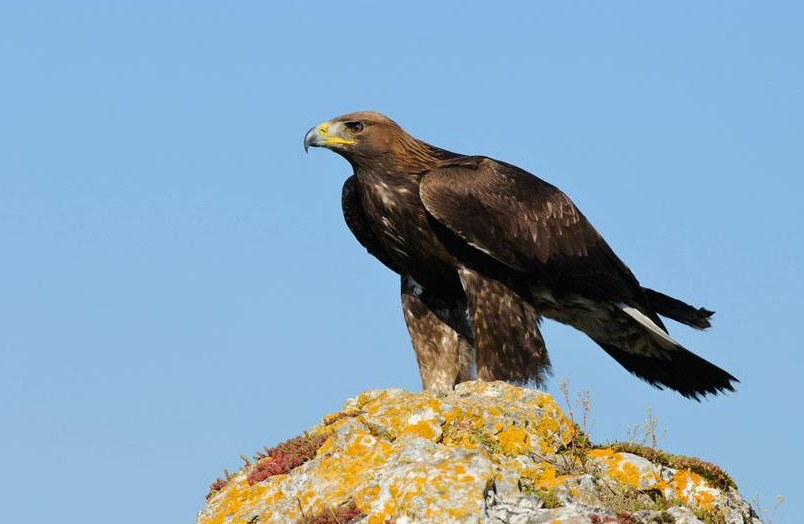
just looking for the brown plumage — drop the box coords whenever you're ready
[304,111,737,399]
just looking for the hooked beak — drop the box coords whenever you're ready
[303,121,355,153]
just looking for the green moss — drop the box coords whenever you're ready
[597,483,672,514]
[596,479,711,519]
[472,428,502,454]
[691,506,728,524]
[519,477,537,496]
[606,442,736,491]
[442,417,502,453]
[537,487,563,508]
[651,511,676,523]
[596,472,729,524]
[362,419,394,442]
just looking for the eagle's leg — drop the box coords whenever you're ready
[401,275,474,391]
[457,266,551,386]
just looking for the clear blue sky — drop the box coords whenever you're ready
[1,3,801,523]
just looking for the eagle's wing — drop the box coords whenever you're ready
[420,157,740,398]
[342,175,403,275]
[419,156,641,303]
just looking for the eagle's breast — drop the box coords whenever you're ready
[356,169,459,290]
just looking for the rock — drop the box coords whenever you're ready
[196,381,762,524]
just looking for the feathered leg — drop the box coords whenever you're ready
[401,275,474,390]
[457,266,551,386]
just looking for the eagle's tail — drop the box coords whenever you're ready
[595,339,738,400]
[643,287,714,330]
[599,302,738,400]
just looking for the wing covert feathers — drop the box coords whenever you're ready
[420,157,642,302]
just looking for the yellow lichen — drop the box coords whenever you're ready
[671,469,717,510]
[588,449,651,489]
[198,478,285,524]
[695,488,716,510]
[588,448,615,459]
[496,426,530,455]
[200,382,731,524]
[402,419,439,440]
[612,460,641,487]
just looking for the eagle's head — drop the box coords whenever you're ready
[304,111,404,160]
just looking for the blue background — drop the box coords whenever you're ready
[1,3,800,523]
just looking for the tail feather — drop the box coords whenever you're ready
[598,302,737,400]
[643,287,714,330]
[595,339,738,400]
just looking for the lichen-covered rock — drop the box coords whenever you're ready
[196,381,762,524]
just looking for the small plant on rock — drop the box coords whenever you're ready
[597,482,671,515]
[206,470,232,499]
[248,432,328,485]
[537,487,562,509]
[626,406,664,449]
[298,500,364,524]
[750,493,784,524]
[605,442,736,492]
[650,510,675,523]
[588,511,639,524]
[552,379,596,475]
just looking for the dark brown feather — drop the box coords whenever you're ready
[458,266,550,386]
[341,175,403,274]
[420,156,643,303]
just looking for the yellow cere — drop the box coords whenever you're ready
[195,382,729,524]
[317,122,355,146]
[324,137,355,146]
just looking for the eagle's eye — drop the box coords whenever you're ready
[344,121,364,134]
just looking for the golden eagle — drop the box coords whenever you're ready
[304,111,737,399]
